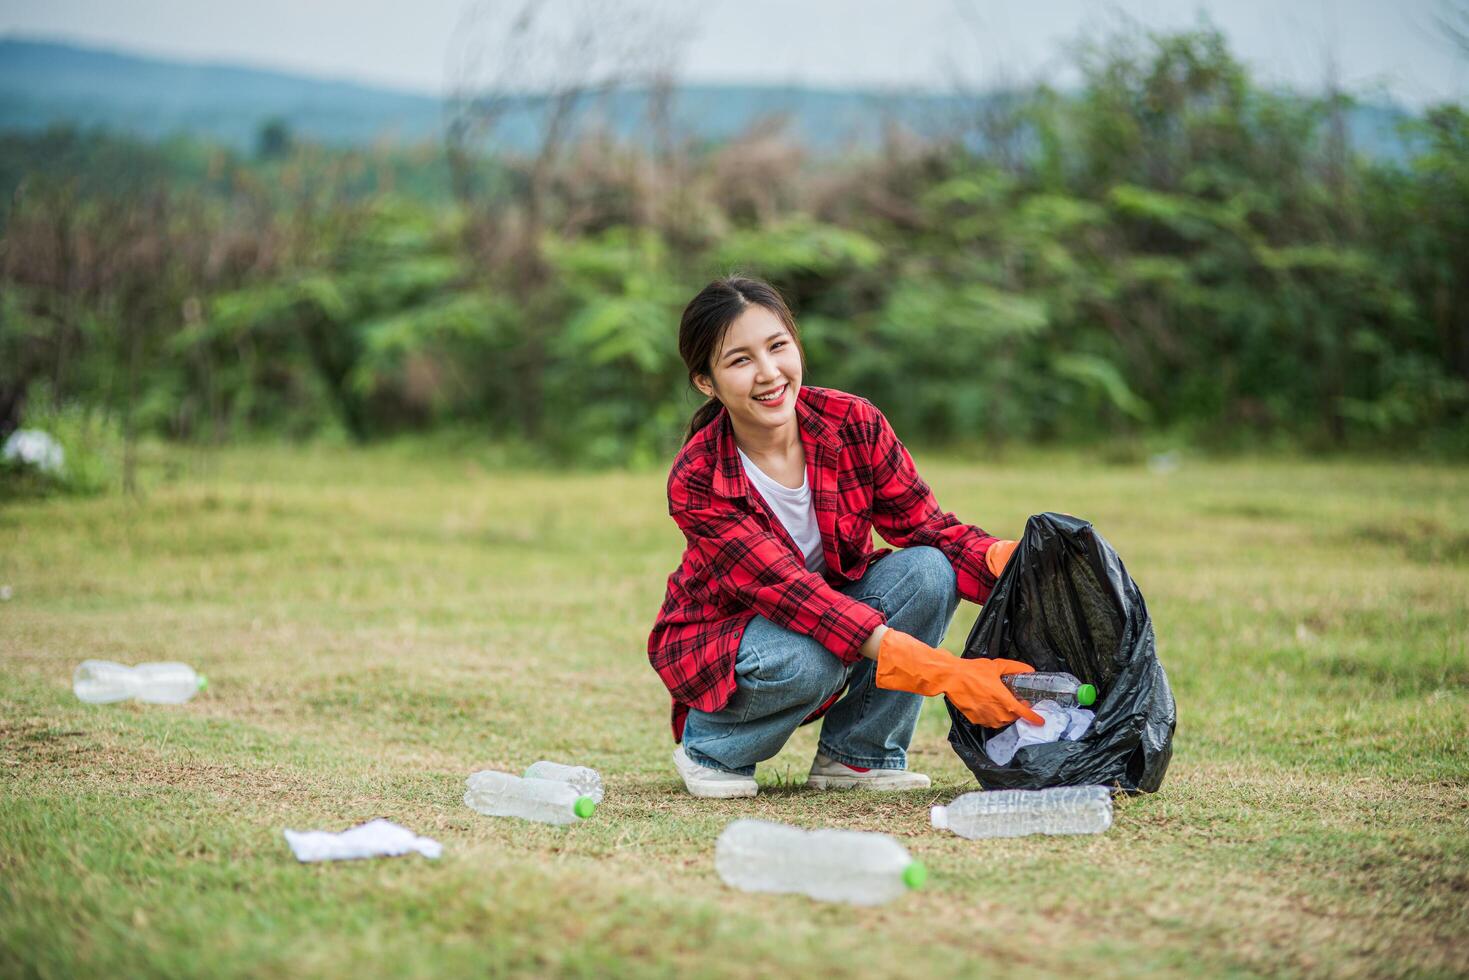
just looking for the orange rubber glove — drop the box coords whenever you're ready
[875,629,1045,728]
[985,539,1018,577]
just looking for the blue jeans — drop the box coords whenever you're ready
[681,546,960,775]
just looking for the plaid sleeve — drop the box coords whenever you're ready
[671,501,885,663]
[865,407,1003,605]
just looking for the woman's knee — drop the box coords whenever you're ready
[897,545,958,612]
[741,630,849,708]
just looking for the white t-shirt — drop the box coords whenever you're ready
[737,447,826,573]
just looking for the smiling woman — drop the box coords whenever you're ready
[692,301,807,486]
[647,275,1036,800]
[678,277,806,450]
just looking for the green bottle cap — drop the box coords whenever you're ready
[902,860,928,890]
[573,796,596,819]
[1076,684,1096,706]
[197,674,208,691]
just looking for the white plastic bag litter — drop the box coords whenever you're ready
[282,819,442,863]
[2,429,64,475]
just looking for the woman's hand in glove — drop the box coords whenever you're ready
[985,539,1018,577]
[873,628,1044,728]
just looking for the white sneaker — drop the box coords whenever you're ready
[806,752,932,791]
[673,745,758,799]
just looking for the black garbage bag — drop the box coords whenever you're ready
[946,512,1176,793]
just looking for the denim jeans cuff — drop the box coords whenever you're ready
[683,743,756,778]
[816,741,908,771]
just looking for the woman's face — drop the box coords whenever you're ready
[695,304,803,437]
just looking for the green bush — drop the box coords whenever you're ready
[2,25,1466,467]
[1,398,122,498]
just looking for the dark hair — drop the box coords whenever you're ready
[679,276,805,444]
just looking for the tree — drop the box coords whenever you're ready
[443,0,684,438]
[256,117,295,161]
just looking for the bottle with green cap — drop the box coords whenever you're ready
[932,786,1113,839]
[714,819,926,906]
[464,770,596,826]
[1001,670,1097,709]
[73,660,208,704]
[523,761,604,804]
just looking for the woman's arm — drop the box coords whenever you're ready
[859,620,1040,724]
[864,406,1007,604]
[858,624,888,660]
[673,501,885,664]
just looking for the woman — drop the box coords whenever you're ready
[648,276,1042,799]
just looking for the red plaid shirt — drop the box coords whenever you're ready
[648,385,1004,741]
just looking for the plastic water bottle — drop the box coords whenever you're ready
[714,819,926,906]
[73,660,207,704]
[931,786,1113,839]
[1002,671,1096,708]
[464,770,596,825]
[523,761,604,804]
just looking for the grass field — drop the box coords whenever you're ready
[2,445,1466,978]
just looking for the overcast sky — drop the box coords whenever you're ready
[3,0,1465,108]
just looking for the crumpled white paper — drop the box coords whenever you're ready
[984,699,1095,766]
[283,819,442,863]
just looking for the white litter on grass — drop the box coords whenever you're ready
[2,429,65,475]
[283,819,442,863]
[0,585,11,601]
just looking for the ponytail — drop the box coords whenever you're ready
[684,398,725,445]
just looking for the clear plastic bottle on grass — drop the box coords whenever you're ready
[464,770,596,825]
[714,819,926,906]
[931,786,1113,839]
[73,660,207,704]
[523,761,604,803]
[1001,671,1097,709]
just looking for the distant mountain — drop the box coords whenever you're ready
[0,37,1421,160]
[0,38,446,147]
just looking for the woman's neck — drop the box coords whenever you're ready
[730,416,801,463]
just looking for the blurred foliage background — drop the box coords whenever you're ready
[3,23,1467,490]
